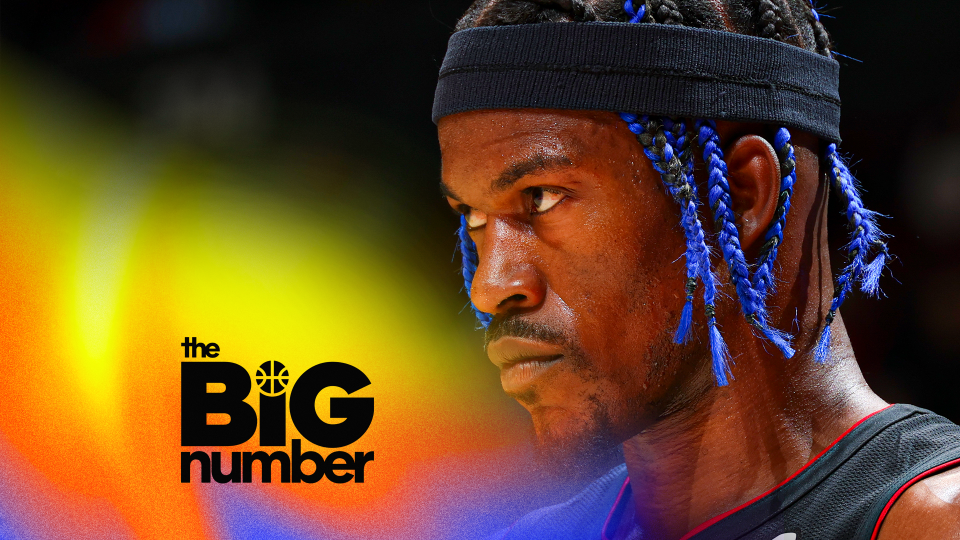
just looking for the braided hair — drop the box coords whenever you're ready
[453,0,889,384]
[756,0,783,40]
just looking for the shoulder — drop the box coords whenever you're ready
[876,465,960,540]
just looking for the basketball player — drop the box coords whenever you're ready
[433,1,960,538]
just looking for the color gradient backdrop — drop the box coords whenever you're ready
[4,1,960,537]
[0,52,577,540]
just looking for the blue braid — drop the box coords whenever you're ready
[696,119,795,358]
[666,118,733,385]
[814,144,889,363]
[663,119,699,345]
[751,127,797,304]
[619,113,733,385]
[808,1,835,21]
[624,0,646,23]
[458,215,493,329]
[620,0,733,386]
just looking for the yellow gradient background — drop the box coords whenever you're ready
[0,54,537,540]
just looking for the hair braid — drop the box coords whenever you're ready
[807,1,832,55]
[535,0,597,21]
[459,0,830,55]
[458,215,494,329]
[623,116,692,324]
[814,145,889,363]
[620,113,733,384]
[624,0,646,23]
[756,0,783,40]
[697,119,796,358]
[665,118,733,384]
[648,0,684,25]
[458,0,598,28]
[751,127,797,303]
[665,119,701,344]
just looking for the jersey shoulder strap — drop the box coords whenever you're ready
[852,407,960,540]
[686,404,960,540]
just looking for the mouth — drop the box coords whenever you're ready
[487,336,565,394]
[500,355,563,393]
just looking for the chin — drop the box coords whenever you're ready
[529,402,624,481]
[530,404,586,439]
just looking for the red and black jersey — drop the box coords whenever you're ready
[492,404,960,540]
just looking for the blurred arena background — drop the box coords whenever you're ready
[0,1,958,539]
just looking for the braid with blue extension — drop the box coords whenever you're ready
[664,118,732,385]
[623,0,646,22]
[807,0,832,56]
[696,119,796,358]
[751,128,797,304]
[458,214,493,329]
[619,113,733,385]
[663,118,698,345]
[620,115,691,335]
[814,144,889,363]
[621,0,733,383]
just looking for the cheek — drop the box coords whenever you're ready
[545,178,692,412]
[557,186,686,351]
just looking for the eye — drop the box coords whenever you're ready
[530,187,566,214]
[465,208,487,229]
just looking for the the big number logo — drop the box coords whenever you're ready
[180,338,374,484]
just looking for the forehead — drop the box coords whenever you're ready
[438,109,627,185]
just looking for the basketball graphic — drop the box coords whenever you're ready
[255,361,290,396]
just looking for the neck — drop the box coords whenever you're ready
[618,128,888,539]
[621,317,887,540]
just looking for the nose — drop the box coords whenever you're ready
[470,217,546,316]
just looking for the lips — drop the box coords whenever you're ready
[487,336,564,393]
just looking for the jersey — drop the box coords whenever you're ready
[490,404,960,540]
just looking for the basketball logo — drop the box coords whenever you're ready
[181,339,375,483]
[256,361,289,396]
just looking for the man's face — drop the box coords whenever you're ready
[439,109,713,452]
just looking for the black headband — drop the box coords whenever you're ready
[432,22,841,142]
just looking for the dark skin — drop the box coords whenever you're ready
[439,109,960,539]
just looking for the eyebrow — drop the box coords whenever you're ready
[439,180,461,201]
[494,154,574,191]
[440,153,574,202]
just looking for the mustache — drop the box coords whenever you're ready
[484,316,569,348]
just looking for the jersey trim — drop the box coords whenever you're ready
[601,477,631,540]
[676,404,894,540]
[867,456,960,540]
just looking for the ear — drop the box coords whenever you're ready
[724,134,781,253]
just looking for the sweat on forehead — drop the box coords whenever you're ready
[439,109,618,156]
[439,110,633,199]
